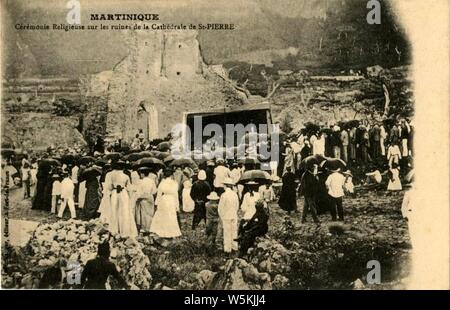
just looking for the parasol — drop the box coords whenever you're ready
[321,158,347,171]
[80,166,102,178]
[79,156,95,165]
[238,169,271,185]
[300,154,327,170]
[133,157,165,169]
[163,154,175,164]
[104,152,121,161]
[1,148,16,158]
[123,152,144,162]
[94,158,108,167]
[157,141,171,152]
[61,154,80,165]
[169,157,197,169]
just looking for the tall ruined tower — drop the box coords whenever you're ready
[98,29,244,143]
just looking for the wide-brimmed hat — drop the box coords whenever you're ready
[246,181,258,185]
[198,170,207,181]
[207,192,220,200]
[343,170,353,177]
[112,160,126,170]
[137,166,152,173]
[206,160,215,166]
[223,178,235,186]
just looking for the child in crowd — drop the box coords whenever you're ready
[259,183,275,203]
[182,180,195,213]
[387,163,402,191]
[205,192,220,253]
[21,162,31,199]
[51,174,61,214]
[343,170,355,196]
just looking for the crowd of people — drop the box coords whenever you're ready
[280,118,413,189]
[1,117,414,263]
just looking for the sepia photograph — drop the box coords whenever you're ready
[0,0,448,295]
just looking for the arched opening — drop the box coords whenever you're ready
[137,101,159,141]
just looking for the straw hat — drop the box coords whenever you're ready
[198,170,207,181]
[343,170,353,177]
[246,181,258,185]
[207,192,220,201]
[223,178,235,186]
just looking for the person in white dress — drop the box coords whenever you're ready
[106,161,138,238]
[239,181,261,235]
[150,168,182,238]
[240,182,260,221]
[182,180,195,213]
[387,142,402,168]
[58,172,76,219]
[98,166,112,224]
[313,132,325,156]
[135,167,157,232]
[387,163,402,191]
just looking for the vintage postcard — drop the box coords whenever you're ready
[1,0,448,293]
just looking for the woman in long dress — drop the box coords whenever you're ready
[106,161,138,238]
[98,165,112,224]
[135,168,157,232]
[32,161,52,211]
[82,172,102,220]
[278,167,297,214]
[150,168,182,238]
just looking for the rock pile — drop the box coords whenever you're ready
[24,219,151,289]
[207,258,272,290]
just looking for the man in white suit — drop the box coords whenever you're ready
[218,178,239,254]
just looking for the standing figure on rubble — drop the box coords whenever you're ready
[151,168,182,238]
[106,161,138,237]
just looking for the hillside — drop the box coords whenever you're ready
[2,0,409,78]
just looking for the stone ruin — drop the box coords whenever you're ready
[1,29,413,151]
[1,29,246,150]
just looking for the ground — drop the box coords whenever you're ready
[3,184,411,289]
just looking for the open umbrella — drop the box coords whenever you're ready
[300,154,327,170]
[163,154,175,163]
[1,148,16,158]
[61,154,80,165]
[169,157,197,169]
[157,141,171,152]
[137,151,153,158]
[322,158,347,171]
[81,166,102,178]
[154,152,170,160]
[238,169,271,185]
[94,158,108,167]
[79,156,95,165]
[133,157,165,169]
[104,152,121,161]
[123,152,144,162]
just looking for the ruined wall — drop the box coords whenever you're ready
[103,30,245,143]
